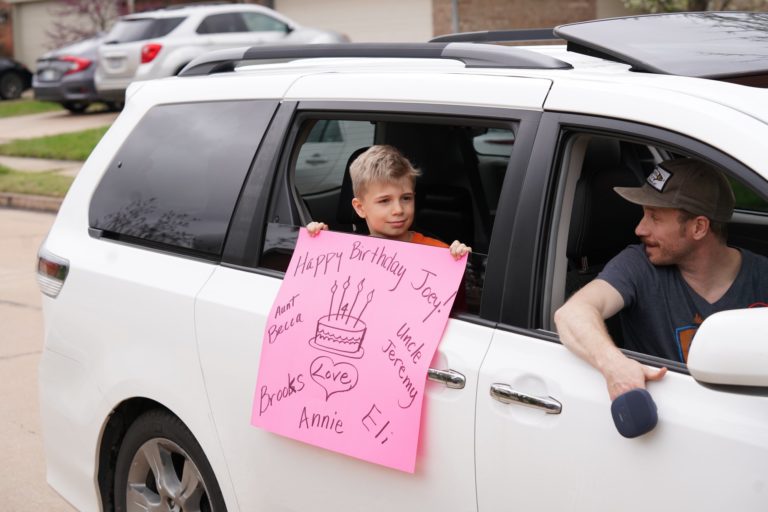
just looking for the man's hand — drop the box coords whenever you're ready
[599,351,668,401]
[449,240,472,260]
[306,222,328,237]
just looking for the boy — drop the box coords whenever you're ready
[307,145,471,259]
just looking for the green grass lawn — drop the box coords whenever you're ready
[0,99,63,118]
[0,126,109,161]
[0,165,73,197]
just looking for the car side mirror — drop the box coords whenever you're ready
[687,308,768,387]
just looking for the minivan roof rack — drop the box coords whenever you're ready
[429,28,558,43]
[178,42,572,77]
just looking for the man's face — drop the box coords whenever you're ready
[634,206,695,265]
[351,177,415,241]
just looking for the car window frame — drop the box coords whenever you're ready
[514,111,768,371]
[221,100,543,325]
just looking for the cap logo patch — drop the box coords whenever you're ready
[647,165,672,192]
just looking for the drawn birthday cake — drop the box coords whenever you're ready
[310,277,373,359]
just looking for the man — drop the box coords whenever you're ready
[555,157,768,400]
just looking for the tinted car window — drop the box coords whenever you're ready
[197,13,247,34]
[89,100,277,257]
[105,17,185,43]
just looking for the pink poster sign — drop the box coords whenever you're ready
[251,229,467,472]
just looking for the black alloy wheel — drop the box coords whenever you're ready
[63,101,89,114]
[0,72,24,100]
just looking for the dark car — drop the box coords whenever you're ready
[0,57,32,100]
[33,35,119,113]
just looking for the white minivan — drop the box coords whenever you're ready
[39,12,768,512]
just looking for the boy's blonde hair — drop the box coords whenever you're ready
[349,145,421,198]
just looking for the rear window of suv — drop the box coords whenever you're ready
[105,17,185,43]
[89,100,277,257]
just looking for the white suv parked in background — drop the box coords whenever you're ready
[94,3,348,102]
[39,12,768,512]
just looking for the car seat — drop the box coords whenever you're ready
[382,123,491,250]
[566,137,644,294]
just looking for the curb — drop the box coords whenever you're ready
[0,193,61,213]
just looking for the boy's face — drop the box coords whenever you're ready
[351,177,415,241]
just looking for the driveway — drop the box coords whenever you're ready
[0,208,75,511]
[0,109,116,511]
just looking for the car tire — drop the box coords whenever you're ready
[106,101,124,112]
[63,101,89,114]
[0,72,24,100]
[113,410,227,512]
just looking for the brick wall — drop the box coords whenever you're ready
[432,0,597,36]
[0,1,11,56]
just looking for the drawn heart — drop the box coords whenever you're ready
[310,356,359,401]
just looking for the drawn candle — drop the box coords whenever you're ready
[329,281,337,319]
[336,276,350,320]
[354,290,374,327]
[345,278,365,324]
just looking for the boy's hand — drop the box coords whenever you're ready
[449,240,472,260]
[306,222,329,237]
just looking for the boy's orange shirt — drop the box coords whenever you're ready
[410,231,448,248]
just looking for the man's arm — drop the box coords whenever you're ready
[554,279,667,400]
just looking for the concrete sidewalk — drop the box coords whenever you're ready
[0,155,82,177]
[0,109,118,144]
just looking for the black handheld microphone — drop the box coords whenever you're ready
[611,388,658,438]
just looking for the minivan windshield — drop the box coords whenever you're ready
[105,17,185,43]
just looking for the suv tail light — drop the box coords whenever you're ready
[37,247,69,298]
[61,55,92,75]
[141,43,162,63]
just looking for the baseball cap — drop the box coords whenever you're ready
[614,158,735,222]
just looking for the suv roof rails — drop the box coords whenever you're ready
[178,42,572,77]
[429,28,558,43]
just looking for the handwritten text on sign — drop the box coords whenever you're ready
[251,229,466,473]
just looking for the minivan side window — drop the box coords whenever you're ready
[546,131,768,360]
[258,114,518,317]
[89,100,277,258]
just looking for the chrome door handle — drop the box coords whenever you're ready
[428,368,466,389]
[490,383,562,414]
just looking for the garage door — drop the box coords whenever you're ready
[11,0,53,68]
[275,0,433,43]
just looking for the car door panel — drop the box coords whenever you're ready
[195,265,491,511]
[475,329,768,511]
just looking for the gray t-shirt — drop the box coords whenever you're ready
[598,244,768,362]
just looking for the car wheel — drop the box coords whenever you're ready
[0,72,24,100]
[106,101,124,111]
[114,410,226,512]
[63,102,89,114]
